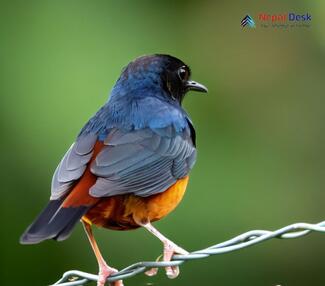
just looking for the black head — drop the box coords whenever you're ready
[117,54,208,104]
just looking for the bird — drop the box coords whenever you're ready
[20,54,207,286]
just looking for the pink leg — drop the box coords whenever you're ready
[82,220,124,286]
[141,222,188,279]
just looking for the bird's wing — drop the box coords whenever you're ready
[50,132,98,200]
[89,126,196,197]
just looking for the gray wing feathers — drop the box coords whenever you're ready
[50,133,97,200]
[89,127,196,198]
[104,128,153,145]
[74,133,98,154]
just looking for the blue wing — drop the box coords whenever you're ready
[89,125,196,197]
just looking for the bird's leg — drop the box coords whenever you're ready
[81,220,123,286]
[141,222,189,279]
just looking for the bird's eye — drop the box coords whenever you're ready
[178,67,188,81]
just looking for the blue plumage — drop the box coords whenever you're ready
[50,54,208,200]
[80,55,193,140]
[49,54,208,199]
[21,54,207,245]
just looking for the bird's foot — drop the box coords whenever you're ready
[163,240,188,279]
[97,264,124,286]
[145,240,188,279]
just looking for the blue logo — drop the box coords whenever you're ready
[241,15,256,28]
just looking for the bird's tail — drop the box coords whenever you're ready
[20,197,90,244]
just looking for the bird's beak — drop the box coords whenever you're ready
[186,80,208,93]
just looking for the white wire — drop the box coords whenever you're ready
[52,220,325,285]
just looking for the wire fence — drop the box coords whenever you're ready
[53,220,325,285]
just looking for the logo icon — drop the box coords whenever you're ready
[241,15,256,28]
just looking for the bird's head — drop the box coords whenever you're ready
[112,54,208,104]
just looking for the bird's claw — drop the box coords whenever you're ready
[163,241,188,279]
[144,254,161,276]
[97,265,124,286]
[145,241,188,279]
[165,265,180,279]
[145,267,159,276]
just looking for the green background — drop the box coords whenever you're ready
[1,1,324,285]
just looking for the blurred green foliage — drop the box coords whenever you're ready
[1,1,324,285]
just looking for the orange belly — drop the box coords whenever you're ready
[83,176,189,230]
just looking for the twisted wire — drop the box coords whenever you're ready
[52,220,325,285]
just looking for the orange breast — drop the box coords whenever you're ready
[83,176,189,230]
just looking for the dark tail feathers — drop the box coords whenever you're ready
[20,198,89,244]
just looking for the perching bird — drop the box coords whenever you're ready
[20,54,207,286]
